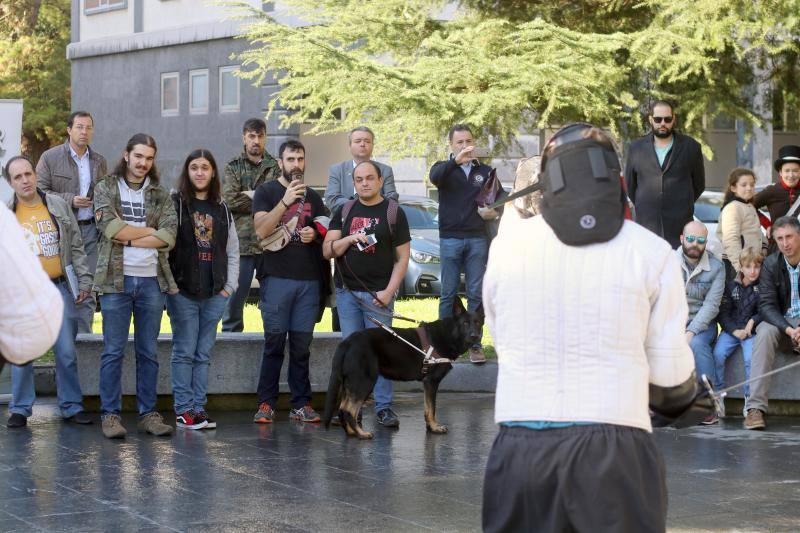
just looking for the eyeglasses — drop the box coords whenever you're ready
[71,125,94,132]
[652,116,674,124]
[684,235,707,244]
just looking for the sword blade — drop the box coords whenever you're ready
[710,358,800,397]
[486,182,543,211]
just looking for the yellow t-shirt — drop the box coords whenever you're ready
[16,200,63,279]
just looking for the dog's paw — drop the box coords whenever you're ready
[427,424,448,434]
[357,431,374,440]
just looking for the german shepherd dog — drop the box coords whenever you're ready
[323,298,484,439]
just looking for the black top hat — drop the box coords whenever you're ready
[775,145,800,172]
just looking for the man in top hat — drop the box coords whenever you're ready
[754,145,800,227]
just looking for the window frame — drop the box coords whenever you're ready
[219,65,241,113]
[189,68,210,115]
[84,0,128,16]
[160,72,180,117]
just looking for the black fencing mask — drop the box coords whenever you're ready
[539,123,625,246]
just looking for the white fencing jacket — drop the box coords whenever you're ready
[484,216,695,432]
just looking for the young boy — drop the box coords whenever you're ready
[711,247,763,423]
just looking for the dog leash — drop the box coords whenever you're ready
[366,316,453,372]
[335,254,418,323]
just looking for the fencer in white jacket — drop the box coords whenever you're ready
[482,123,703,533]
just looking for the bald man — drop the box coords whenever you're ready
[677,221,725,422]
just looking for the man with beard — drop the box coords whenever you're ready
[677,220,725,423]
[221,118,280,332]
[251,140,329,424]
[625,100,706,248]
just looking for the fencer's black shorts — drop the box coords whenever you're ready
[482,424,667,533]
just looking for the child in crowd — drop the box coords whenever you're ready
[711,247,763,423]
[718,168,767,281]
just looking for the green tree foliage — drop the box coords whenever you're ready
[0,0,71,160]
[229,0,800,159]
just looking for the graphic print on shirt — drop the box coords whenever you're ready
[193,212,214,262]
[282,200,313,243]
[120,197,146,224]
[20,218,59,258]
[349,216,380,254]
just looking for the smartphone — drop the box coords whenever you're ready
[356,233,378,251]
[471,147,491,159]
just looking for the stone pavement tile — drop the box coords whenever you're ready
[26,509,174,533]
[0,513,33,533]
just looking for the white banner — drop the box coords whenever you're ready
[0,99,24,204]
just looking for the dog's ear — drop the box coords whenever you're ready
[452,297,467,317]
[474,303,485,324]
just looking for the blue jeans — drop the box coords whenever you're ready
[712,331,753,395]
[221,255,256,332]
[335,288,394,413]
[690,326,718,385]
[439,237,488,322]
[98,276,165,416]
[256,277,319,409]
[10,281,84,418]
[166,292,228,414]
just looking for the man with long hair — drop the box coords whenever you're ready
[166,149,239,430]
[93,133,177,439]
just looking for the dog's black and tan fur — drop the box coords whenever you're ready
[323,299,484,439]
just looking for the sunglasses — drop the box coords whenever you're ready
[652,116,674,124]
[684,235,707,244]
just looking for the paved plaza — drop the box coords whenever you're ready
[0,393,799,532]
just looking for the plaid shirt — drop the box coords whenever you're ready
[785,258,800,319]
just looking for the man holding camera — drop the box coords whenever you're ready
[251,140,328,424]
[429,124,498,364]
[323,160,411,427]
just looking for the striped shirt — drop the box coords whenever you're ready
[785,258,800,319]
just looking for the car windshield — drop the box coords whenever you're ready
[400,202,439,229]
[695,195,723,223]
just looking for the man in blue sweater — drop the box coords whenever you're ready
[429,124,499,364]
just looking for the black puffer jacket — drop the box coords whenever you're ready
[718,277,761,334]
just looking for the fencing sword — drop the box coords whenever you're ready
[485,181,543,211]
[701,358,800,415]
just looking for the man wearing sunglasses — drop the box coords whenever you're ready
[625,100,706,249]
[678,221,725,419]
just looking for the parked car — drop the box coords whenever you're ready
[398,196,446,297]
[694,190,724,258]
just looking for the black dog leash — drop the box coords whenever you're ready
[335,254,417,323]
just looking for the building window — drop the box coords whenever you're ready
[189,69,209,115]
[161,72,179,117]
[84,0,127,15]
[219,66,240,113]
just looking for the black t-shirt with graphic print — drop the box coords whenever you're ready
[329,198,411,292]
[189,198,215,299]
[252,180,327,281]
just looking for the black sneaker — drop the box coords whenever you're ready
[65,411,93,425]
[196,411,216,429]
[376,408,399,428]
[6,413,27,428]
[176,411,208,430]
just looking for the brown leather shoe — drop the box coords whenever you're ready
[744,409,766,430]
[469,345,486,365]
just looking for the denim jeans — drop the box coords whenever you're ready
[256,276,319,409]
[98,276,165,416]
[10,281,84,418]
[166,292,228,414]
[689,326,718,385]
[221,255,257,332]
[712,331,753,394]
[76,222,99,334]
[439,237,488,320]
[335,288,394,413]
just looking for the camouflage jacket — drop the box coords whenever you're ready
[222,152,280,256]
[92,174,177,294]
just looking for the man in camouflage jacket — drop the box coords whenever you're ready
[92,134,177,440]
[221,118,280,331]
